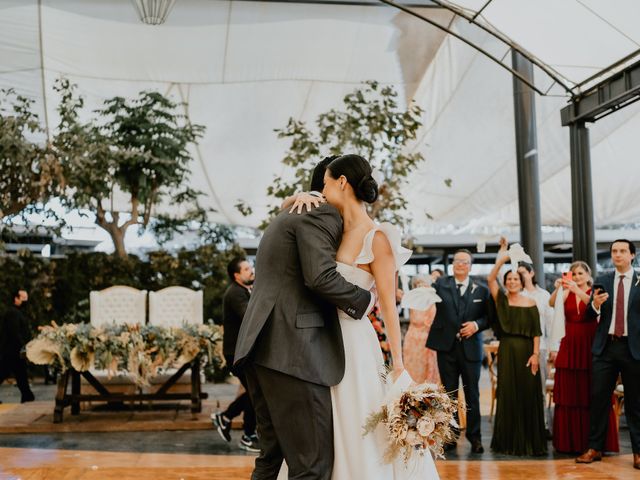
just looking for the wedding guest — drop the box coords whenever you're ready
[488,248,547,456]
[431,268,444,284]
[577,239,640,471]
[213,257,259,453]
[550,261,619,454]
[402,276,440,384]
[518,260,554,436]
[0,289,35,403]
[427,249,491,454]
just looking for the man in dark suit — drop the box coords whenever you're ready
[576,239,640,470]
[426,249,491,454]
[234,158,373,480]
[213,257,259,452]
[0,288,35,403]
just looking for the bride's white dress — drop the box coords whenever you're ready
[278,223,440,480]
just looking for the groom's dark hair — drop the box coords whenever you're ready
[309,155,339,192]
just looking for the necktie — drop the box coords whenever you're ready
[614,275,625,337]
[456,283,464,297]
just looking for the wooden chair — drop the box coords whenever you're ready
[613,375,624,428]
[483,342,499,422]
[545,363,555,426]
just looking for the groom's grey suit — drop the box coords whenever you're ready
[234,203,372,480]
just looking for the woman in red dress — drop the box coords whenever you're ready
[549,261,619,453]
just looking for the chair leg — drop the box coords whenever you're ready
[489,388,495,422]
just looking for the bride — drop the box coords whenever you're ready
[282,154,439,479]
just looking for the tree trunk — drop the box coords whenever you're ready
[110,228,127,259]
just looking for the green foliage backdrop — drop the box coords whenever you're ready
[0,244,245,335]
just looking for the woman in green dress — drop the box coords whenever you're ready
[487,239,548,456]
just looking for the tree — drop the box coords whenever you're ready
[238,81,427,230]
[52,79,207,258]
[0,89,63,223]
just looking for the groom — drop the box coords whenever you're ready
[234,157,373,480]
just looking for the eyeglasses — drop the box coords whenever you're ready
[453,260,471,265]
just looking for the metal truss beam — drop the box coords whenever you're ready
[561,59,640,125]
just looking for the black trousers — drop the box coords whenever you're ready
[588,336,640,453]
[244,363,333,480]
[223,355,256,436]
[437,341,482,442]
[0,355,35,403]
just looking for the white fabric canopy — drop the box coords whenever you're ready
[1,0,639,234]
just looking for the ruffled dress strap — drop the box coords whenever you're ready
[354,222,412,270]
[496,289,542,338]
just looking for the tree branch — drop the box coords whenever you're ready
[122,194,140,230]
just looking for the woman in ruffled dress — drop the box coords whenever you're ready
[487,247,547,456]
[402,276,440,384]
[549,261,619,453]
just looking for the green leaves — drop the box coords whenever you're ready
[0,89,63,222]
[52,79,208,256]
[246,81,426,230]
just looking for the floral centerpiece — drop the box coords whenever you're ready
[363,380,459,464]
[26,321,224,387]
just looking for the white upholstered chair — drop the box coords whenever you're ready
[89,286,147,327]
[148,286,203,327]
[147,286,205,390]
[84,286,147,397]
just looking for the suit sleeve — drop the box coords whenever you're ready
[295,207,371,319]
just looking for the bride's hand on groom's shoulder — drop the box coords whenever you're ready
[288,191,326,214]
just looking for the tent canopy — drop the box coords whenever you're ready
[1,0,639,234]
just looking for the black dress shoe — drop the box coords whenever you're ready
[470,439,484,454]
[443,442,457,452]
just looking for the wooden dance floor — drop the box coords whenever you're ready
[0,447,634,479]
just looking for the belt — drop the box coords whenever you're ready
[607,334,628,342]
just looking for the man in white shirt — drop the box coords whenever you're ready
[576,239,640,470]
[427,249,492,454]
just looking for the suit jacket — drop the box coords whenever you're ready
[426,277,491,362]
[234,204,372,386]
[0,306,31,359]
[587,271,640,360]
[222,282,251,358]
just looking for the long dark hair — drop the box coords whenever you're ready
[503,270,524,289]
[326,154,378,204]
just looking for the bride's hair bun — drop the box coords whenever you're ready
[356,175,379,204]
[327,154,379,204]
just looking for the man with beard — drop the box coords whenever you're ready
[213,257,259,452]
[0,289,35,403]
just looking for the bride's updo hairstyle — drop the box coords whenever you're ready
[327,154,379,204]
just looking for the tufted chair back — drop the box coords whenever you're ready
[89,286,147,327]
[148,286,203,328]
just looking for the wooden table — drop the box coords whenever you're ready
[53,357,208,423]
